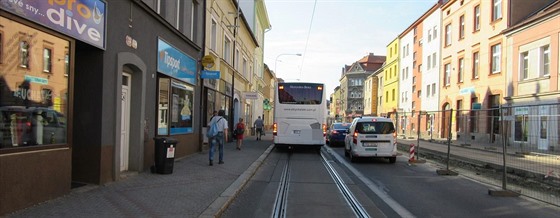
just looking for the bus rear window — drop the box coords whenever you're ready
[278,83,323,104]
[356,122,395,134]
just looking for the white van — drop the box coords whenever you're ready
[344,116,397,163]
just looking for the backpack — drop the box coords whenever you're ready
[206,117,222,138]
[236,123,245,134]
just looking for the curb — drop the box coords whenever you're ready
[198,143,275,218]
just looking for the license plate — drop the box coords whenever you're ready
[342,133,346,135]
[365,148,378,151]
[293,130,301,134]
[363,142,377,147]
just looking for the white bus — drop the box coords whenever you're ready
[273,82,327,149]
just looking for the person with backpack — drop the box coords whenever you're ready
[235,118,245,150]
[207,110,228,166]
[254,116,264,141]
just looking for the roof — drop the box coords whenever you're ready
[504,0,560,34]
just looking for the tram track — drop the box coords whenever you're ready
[271,149,370,218]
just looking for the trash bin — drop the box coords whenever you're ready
[153,137,178,174]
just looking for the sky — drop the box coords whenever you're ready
[263,0,437,97]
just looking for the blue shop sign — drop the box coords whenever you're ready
[1,0,107,49]
[201,70,220,79]
[157,39,197,85]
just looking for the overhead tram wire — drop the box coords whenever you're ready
[298,0,318,81]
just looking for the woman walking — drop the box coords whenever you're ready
[235,118,245,150]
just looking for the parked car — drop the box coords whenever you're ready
[344,116,397,163]
[0,106,66,148]
[326,122,351,146]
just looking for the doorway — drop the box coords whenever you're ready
[120,73,131,171]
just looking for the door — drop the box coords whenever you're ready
[538,106,548,150]
[120,73,131,171]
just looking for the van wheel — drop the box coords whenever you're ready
[389,157,396,164]
[349,149,357,162]
[344,147,349,157]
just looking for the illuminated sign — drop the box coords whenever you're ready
[157,39,197,85]
[1,0,107,49]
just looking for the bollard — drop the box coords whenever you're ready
[409,144,415,162]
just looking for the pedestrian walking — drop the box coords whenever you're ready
[235,118,245,150]
[208,110,228,166]
[254,116,264,141]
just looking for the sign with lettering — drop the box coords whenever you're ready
[243,92,258,99]
[1,0,107,49]
[201,70,220,79]
[157,39,197,85]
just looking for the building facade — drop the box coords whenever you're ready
[1,0,205,214]
[504,1,560,151]
[339,53,385,122]
[381,38,400,118]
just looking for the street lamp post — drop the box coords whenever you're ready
[274,53,302,74]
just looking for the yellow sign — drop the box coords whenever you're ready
[201,55,215,69]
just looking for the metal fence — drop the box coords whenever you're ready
[395,103,560,206]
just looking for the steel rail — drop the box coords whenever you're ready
[321,151,370,218]
[272,153,291,218]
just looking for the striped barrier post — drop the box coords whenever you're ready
[409,144,415,162]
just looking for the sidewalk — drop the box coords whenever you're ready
[7,132,275,218]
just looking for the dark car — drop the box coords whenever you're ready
[0,106,67,148]
[326,122,351,146]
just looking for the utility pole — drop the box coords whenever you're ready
[229,0,240,142]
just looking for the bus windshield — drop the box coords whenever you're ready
[278,83,323,105]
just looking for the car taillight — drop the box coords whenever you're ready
[393,132,397,138]
[322,124,327,136]
[273,123,277,136]
[352,131,358,144]
[331,130,338,134]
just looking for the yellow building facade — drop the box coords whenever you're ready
[381,38,400,117]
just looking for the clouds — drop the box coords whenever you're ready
[264,0,436,95]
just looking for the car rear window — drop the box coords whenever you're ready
[356,122,395,134]
[333,123,350,129]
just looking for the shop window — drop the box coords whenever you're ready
[43,48,52,73]
[514,114,528,142]
[157,78,194,135]
[19,40,30,68]
[0,32,3,64]
[1,20,69,150]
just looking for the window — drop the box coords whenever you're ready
[445,23,451,46]
[157,78,195,135]
[163,0,179,28]
[520,52,529,80]
[458,57,464,83]
[210,18,217,51]
[514,109,528,142]
[385,91,388,103]
[427,55,431,70]
[19,40,30,68]
[43,48,52,73]
[491,44,501,74]
[492,0,502,21]
[224,36,231,64]
[433,26,438,39]
[1,23,69,149]
[444,63,451,86]
[0,32,3,63]
[470,97,478,133]
[542,45,550,76]
[472,51,479,79]
[459,15,465,39]
[392,89,395,101]
[426,85,430,97]
[474,5,480,32]
[540,116,548,139]
[431,83,436,96]
[242,57,248,78]
[62,52,69,77]
[428,29,432,42]
[432,53,436,68]
[456,100,463,131]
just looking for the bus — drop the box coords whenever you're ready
[273,82,327,149]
